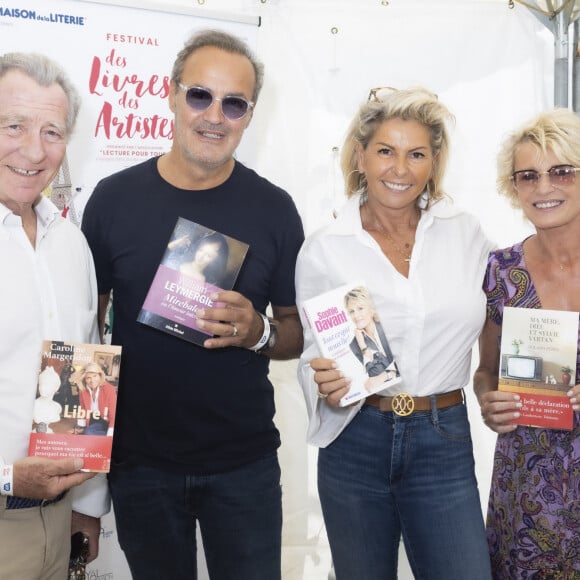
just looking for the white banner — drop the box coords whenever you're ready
[0,0,258,222]
[1,2,257,578]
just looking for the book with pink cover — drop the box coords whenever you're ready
[300,280,401,407]
[498,306,578,430]
[28,340,122,472]
[137,217,249,346]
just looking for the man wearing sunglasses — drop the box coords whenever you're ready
[82,29,304,579]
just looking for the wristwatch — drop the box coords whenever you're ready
[257,318,278,354]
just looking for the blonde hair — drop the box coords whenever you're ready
[344,286,379,322]
[340,87,454,206]
[80,362,105,390]
[497,108,580,208]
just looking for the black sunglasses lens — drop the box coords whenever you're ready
[186,87,213,110]
[183,86,249,119]
[222,97,249,119]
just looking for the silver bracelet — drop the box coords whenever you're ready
[248,312,271,352]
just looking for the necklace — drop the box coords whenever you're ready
[371,217,415,263]
[535,238,573,273]
[381,229,413,262]
[362,204,417,263]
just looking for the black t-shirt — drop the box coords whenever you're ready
[82,158,304,474]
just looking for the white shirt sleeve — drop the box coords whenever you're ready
[70,473,111,517]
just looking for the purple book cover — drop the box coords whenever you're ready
[137,217,249,346]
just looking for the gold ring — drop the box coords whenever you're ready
[391,393,414,416]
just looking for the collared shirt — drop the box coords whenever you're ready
[296,194,494,447]
[0,197,108,515]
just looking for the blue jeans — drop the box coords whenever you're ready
[319,400,492,580]
[108,452,282,580]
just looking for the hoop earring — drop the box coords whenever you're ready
[417,187,430,210]
[346,168,361,181]
[346,168,367,198]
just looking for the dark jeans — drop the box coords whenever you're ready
[319,401,492,580]
[109,452,282,580]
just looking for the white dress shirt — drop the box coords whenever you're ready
[0,197,109,516]
[296,194,494,447]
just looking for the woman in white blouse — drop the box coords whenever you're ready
[295,87,493,580]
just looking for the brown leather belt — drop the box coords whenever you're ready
[365,389,463,416]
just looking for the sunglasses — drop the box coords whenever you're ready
[511,164,580,193]
[177,84,254,120]
[367,86,439,103]
[367,86,397,102]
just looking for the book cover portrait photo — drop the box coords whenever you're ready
[301,281,401,406]
[28,340,122,472]
[138,217,249,346]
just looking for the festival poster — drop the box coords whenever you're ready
[0,0,258,222]
[1,3,257,577]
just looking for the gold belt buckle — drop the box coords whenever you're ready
[391,393,414,416]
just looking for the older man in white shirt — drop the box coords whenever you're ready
[0,52,109,579]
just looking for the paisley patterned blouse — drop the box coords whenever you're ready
[484,242,580,580]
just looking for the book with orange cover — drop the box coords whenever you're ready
[498,306,578,430]
[28,340,122,472]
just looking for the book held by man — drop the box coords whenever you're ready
[498,306,579,430]
[300,280,402,407]
[28,340,122,472]
[137,217,249,346]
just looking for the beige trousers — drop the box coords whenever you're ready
[0,493,72,580]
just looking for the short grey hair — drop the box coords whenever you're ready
[171,29,264,103]
[0,52,80,137]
